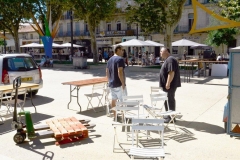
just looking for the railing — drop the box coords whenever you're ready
[174,25,190,33]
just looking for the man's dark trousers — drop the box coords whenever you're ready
[164,87,177,111]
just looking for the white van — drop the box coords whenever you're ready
[0,54,43,96]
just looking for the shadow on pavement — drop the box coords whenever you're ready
[77,107,106,118]
[0,113,54,135]
[24,95,54,108]
[176,120,225,134]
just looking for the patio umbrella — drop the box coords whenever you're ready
[60,42,83,48]
[113,39,155,47]
[172,39,203,46]
[190,44,211,50]
[20,43,42,48]
[145,40,164,46]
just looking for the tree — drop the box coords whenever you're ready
[0,0,31,52]
[205,0,240,52]
[69,0,118,63]
[205,28,238,52]
[126,0,187,50]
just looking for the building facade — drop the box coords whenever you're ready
[1,0,238,59]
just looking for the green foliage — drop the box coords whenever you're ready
[218,0,240,20]
[0,0,31,52]
[68,0,118,63]
[205,0,240,47]
[125,0,186,34]
[205,28,238,46]
[0,39,4,46]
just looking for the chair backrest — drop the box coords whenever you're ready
[0,91,3,105]
[151,86,163,94]
[150,93,169,110]
[11,88,27,100]
[131,118,164,148]
[122,95,143,105]
[115,100,140,122]
[92,83,106,92]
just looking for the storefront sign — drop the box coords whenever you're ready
[182,36,200,40]
[106,30,126,36]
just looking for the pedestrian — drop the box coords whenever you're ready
[159,47,181,123]
[183,50,187,60]
[106,45,127,120]
[123,49,128,67]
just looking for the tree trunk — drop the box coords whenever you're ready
[89,28,98,63]
[87,18,98,64]
[13,31,20,53]
[164,24,174,53]
[222,44,224,54]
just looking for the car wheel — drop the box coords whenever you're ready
[27,90,38,97]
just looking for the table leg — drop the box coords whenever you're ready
[67,85,72,109]
[192,62,194,77]
[30,88,37,113]
[204,62,206,77]
[67,85,82,112]
[183,62,186,83]
[76,87,81,112]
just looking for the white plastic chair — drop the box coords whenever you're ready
[151,86,164,94]
[103,85,111,115]
[0,91,5,124]
[84,83,106,112]
[128,118,165,160]
[122,95,148,124]
[144,93,181,132]
[112,100,140,152]
[2,88,28,112]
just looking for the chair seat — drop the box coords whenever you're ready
[3,99,24,104]
[125,113,148,119]
[155,110,180,116]
[84,92,103,97]
[129,147,165,157]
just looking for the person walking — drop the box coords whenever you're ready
[159,47,181,123]
[106,45,127,120]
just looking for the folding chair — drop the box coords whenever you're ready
[84,83,105,112]
[2,88,28,112]
[103,84,111,115]
[128,118,165,160]
[144,93,181,133]
[122,95,148,124]
[117,96,149,139]
[150,86,164,94]
[0,91,5,124]
[112,100,140,152]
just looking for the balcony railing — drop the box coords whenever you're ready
[57,31,90,37]
[174,25,190,33]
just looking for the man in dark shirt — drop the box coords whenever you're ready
[159,47,181,122]
[106,45,127,118]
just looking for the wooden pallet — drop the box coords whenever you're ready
[45,117,89,145]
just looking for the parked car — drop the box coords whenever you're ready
[0,53,43,96]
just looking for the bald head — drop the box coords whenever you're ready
[160,47,170,59]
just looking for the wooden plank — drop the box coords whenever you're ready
[62,77,108,87]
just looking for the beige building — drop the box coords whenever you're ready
[1,0,237,59]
